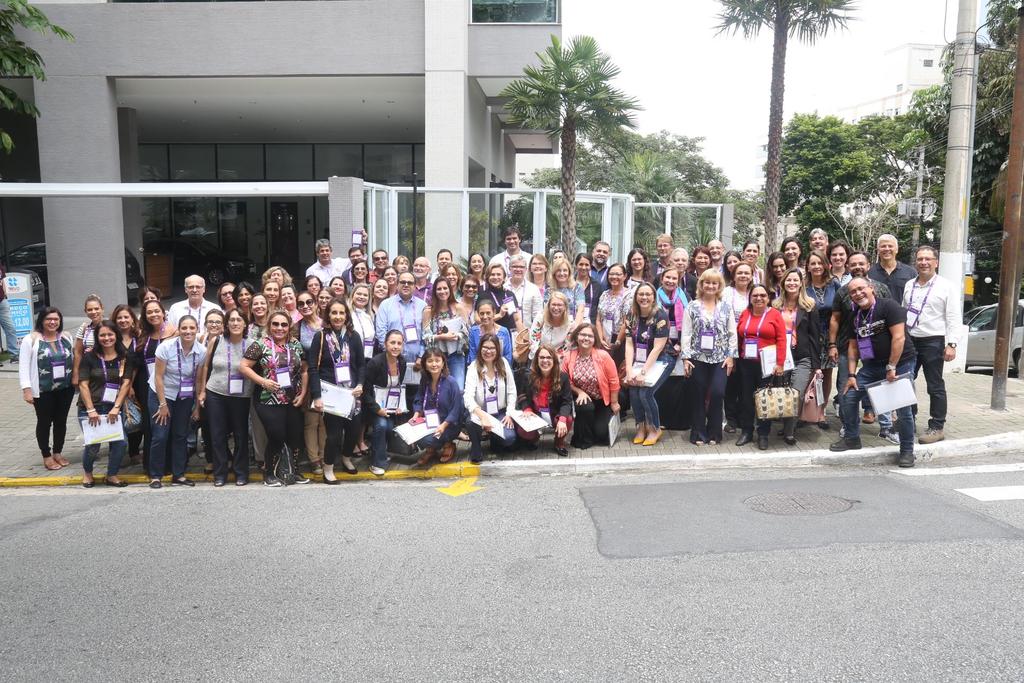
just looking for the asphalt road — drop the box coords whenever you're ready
[3,463,1024,681]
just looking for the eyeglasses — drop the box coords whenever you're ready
[750,294,769,299]
[463,285,478,291]
[373,255,388,261]
[399,280,415,286]
[297,300,314,308]
[207,320,223,326]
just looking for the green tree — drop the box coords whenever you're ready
[0,0,72,152]
[716,0,855,252]
[502,35,641,255]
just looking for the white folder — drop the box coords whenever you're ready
[865,373,917,413]
[759,344,795,378]
[80,417,125,446]
[320,381,355,418]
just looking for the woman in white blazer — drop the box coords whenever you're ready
[19,307,76,470]
[464,332,518,464]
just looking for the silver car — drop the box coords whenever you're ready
[965,300,1024,373]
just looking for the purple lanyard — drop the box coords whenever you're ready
[854,302,876,334]
[744,310,768,342]
[99,356,115,382]
[176,342,196,381]
[264,338,291,373]
[907,278,935,314]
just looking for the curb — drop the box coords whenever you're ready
[0,462,480,488]
[1,430,1021,487]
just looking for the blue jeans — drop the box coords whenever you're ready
[79,406,126,476]
[837,353,891,430]
[0,299,19,360]
[416,422,462,450]
[370,413,395,469]
[447,352,466,390]
[628,360,671,429]
[840,359,916,452]
[148,389,194,479]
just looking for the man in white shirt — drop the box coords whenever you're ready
[903,245,960,445]
[305,238,350,286]
[506,254,543,329]
[489,225,532,275]
[167,275,221,335]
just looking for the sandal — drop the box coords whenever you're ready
[43,457,61,471]
[439,443,456,463]
[54,454,70,467]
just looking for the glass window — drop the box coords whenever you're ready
[970,308,996,332]
[414,144,425,185]
[139,144,168,181]
[314,144,362,179]
[472,0,559,23]
[218,199,249,258]
[173,198,219,248]
[141,198,171,243]
[365,144,413,186]
[218,144,263,181]
[169,144,215,181]
[266,144,313,181]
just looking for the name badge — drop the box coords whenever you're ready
[857,336,875,361]
[583,305,591,320]
[906,308,920,328]
[364,339,375,357]
[669,326,680,340]
[744,339,759,359]
[276,368,292,389]
[335,361,351,385]
[385,387,402,411]
[539,408,552,426]
[146,357,156,372]
[485,394,499,415]
[502,295,516,314]
[229,373,244,396]
[700,329,715,352]
[102,382,119,404]
[787,330,794,348]
[603,313,615,338]
[51,359,66,380]
[179,378,195,399]
[635,343,648,363]
[404,322,419,343]
[425,409,440,429]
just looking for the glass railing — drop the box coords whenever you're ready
[471,0,559,23]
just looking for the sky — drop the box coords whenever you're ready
[560,0,976,191]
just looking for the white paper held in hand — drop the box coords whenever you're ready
[758,344,795,378]
[864,373,917,413]
[80,417,125,446]
[320,381,355,418]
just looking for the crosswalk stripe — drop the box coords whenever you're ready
[955,485,1024,502]
[891,463,1024,477]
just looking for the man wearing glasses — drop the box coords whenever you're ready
[411,257,433,303]
[168,274,221,335]
[370,249,389,282]
[375,273,426,381]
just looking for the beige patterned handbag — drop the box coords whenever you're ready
[754,379,801,420]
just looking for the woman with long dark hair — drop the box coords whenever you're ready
[464,333,517,464]
[77,319,135,487]
[19,307,76,471]
[781,237,803,271]
[423,277,469,388]
[765,251,788,300]
[410,347,463,467]
[563,323,621,449]
[72,294,104,385]
[515,343,573,457]
[364,329,407,477]
[772,267,820,445]
[626,248,651,287]
[232,281,256,323]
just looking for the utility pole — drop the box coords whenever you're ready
[912,145,926,250]
[992,5,1024,410]
[939,0,978,375]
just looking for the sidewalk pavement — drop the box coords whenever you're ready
[2,368,1023,485]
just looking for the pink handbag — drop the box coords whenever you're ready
[800,375,825,423]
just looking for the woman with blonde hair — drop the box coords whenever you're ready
[527,291,572,362]
[261,265,293,288]
[770,267,820,445]
[547,257,585,327]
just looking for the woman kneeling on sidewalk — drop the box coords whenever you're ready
[515,343,573,457]
[410,347,463,467]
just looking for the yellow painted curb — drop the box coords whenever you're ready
[0,462,480,488]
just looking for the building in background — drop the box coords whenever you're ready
[0,0,560,312]
[836,43,945,122]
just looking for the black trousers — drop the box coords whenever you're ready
[323,413,360,465]
[32,386,75,457]
[724,370,741,425]
[205,391,250,480]
[912,335,947,429]
[570,397,614,449]
[737,359,776,434]
[254,403,304,470]
[690,361,727,443]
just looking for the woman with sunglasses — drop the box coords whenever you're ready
[515,343,573,457]
[464,333,518,464]
[217,282,237,313]
[20,307,76,471]
[309,297,365,482]
[240,310,309,487]
[148,315,206,488]
[409,347,462,467]
[294,290,326,474]
[735,284,787,450]
[78,319,135,487]
[196,308,252,486]
[458,276,480,321]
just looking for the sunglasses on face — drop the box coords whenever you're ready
[298,300,314,307]
[399,281,414,286]
[270,322,290,328]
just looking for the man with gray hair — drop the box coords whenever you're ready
[306,238,350,286]
[868,233,916,305]
[808,228,829,254]
[167,274,221,335]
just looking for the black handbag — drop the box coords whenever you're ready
[273,444,299,485]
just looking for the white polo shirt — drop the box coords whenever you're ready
[903,273,961,344]
[305,257,351,287]
[167,299,222,336]
[489,250,533,276]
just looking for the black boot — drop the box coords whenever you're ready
[735,431,754,447]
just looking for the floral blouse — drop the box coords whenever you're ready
[528,317,571,360]
[596,288,631,343]
[680,299,739,365]
[244,337,304,405]
[423,306,469,356]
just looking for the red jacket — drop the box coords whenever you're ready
[736,307,787,364]
[562,348,620,405]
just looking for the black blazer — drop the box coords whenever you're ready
[789,307,821,369]
[307,328,366,400]
[363,352,408,414]
[514,369,574,421]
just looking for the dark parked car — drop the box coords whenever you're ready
[3,242,145,305]
[143,238,254,288]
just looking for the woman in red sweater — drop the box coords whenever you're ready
[735,283,787,449]
[563,323,621,449]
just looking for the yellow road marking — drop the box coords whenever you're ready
[436,476,483,497]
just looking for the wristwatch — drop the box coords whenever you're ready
[947,343,957,348]
[885,363,897,372]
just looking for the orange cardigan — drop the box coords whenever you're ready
[562,348,621,405]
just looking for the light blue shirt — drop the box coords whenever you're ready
[375,294,427,362]
[149,337,207,401]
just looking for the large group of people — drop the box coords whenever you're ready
[17,227,960,485]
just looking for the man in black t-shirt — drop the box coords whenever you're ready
[830,277,918,466]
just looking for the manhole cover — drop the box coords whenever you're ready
[744,493,854,516]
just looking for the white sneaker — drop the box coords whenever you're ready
[369,466,386,477]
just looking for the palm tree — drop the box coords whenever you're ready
[501,35,640,255]
[716,0,855,252]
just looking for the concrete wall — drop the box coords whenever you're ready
[22,1,425,77]
[468,24,559,77]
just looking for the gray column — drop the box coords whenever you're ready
[118,107,144,278]
[36,76,126,313]
[721,204,735,249]
[328,176,363,254]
